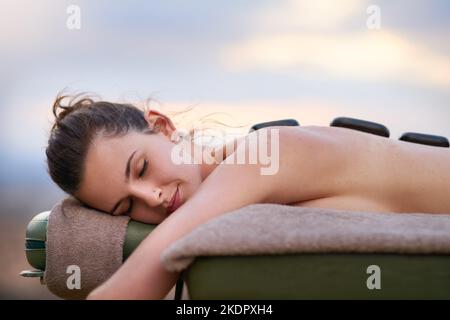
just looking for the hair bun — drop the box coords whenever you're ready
[51,92,96,130]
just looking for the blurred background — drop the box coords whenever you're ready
[0,0,449,299]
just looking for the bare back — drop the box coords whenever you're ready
[293,126,450,214]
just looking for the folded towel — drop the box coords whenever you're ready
[44,197,130,299]
[161,204,450,272]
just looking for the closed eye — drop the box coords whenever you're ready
[125,160,147,215]
[139,159,148,178]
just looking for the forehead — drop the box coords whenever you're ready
[87,131,147,173]
[77,131,149,211]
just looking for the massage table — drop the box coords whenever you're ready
[20,117,450,299]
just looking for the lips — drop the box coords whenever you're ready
[167,185,181,215]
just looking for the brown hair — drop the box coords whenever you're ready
[46,92,154,196]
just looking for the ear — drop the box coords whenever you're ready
[144,109,176,138]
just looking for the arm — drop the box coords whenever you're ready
[87,127,340,299]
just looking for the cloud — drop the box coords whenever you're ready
[254,0,366,30]
[221,30,450,88]
[220,0,450,88]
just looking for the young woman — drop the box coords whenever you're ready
[46,94,450,299]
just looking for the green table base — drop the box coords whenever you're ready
[186,254,450,299]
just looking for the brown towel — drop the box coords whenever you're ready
[161,204,450,272]
[44,197,130,299]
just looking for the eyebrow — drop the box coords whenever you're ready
[109,149,137,215]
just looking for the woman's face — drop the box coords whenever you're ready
[76,129,204,224]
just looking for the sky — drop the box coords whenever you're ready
[0,0,449,186]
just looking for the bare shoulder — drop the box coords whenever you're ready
[241,125,362,203]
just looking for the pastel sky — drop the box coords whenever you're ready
[0,0,449,186]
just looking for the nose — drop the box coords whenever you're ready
[131,184,164,208]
